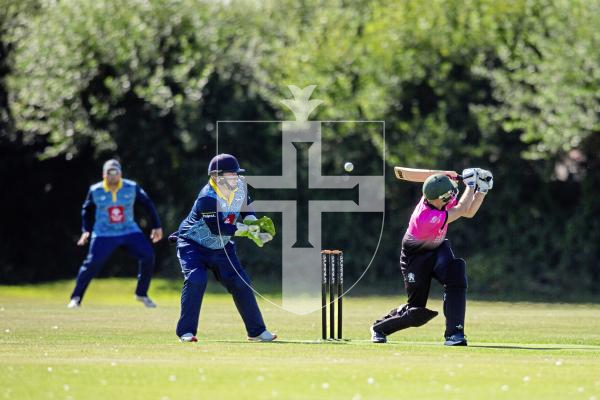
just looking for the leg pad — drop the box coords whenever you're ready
[373,306,438,336]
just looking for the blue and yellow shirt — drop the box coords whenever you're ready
[82,179,161,238]
[178,178,255,250]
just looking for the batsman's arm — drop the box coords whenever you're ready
[464,192,486,218]
[446,186,477,224]
[394,167,459,182]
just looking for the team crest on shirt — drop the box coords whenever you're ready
[431,215,440,224]
[108,206,125,223]
[224,214,236,225]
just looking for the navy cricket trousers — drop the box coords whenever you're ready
[401,239,468,336]
[71,232,155,300]
[175,238,266,338]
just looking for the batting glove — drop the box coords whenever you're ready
[461,168,479,188]
[475,169,493,193]
[476,168,491,179]
[476,178,492,193]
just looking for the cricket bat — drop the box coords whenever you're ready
[394,167,461,183]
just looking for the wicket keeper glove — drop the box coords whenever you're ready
[258,233,273,244]
[234,217,276,247]
[235,222,260,234]
[462,168,478,188]
[234,228,272,247]
[243,216,276,236]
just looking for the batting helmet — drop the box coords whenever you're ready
[423,174,458,201]
[207,154,246,175]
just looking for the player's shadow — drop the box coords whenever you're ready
[205,339,350,345]
[469,345,597,351]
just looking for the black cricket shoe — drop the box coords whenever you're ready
[444,332,467,346]
[370,326,387,343]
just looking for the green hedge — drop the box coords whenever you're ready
[1,0,598,299]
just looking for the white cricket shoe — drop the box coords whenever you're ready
[135,295,157,308]
[179,333,198,342]
[67,297,81,309]
[247,330,277,342]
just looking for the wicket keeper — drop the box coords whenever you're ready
[68,159,163,308]
[170,154,277,343]
[370,168,492,345]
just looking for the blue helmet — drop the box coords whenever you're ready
[207,154,246,175]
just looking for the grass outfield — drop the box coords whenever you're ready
[1,279,599,400]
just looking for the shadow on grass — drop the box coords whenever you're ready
[203,339,352,345]
[187,340,600,351]
[469,344,599,351]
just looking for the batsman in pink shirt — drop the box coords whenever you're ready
[371,168,493,346]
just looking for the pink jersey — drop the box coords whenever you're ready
[402,196,458,252]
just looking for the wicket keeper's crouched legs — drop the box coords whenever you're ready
[175,239,267,340]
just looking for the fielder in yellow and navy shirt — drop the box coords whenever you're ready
[68,159,163,309]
